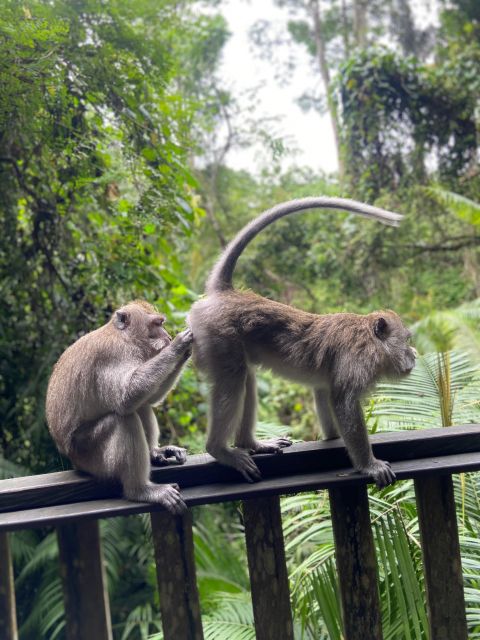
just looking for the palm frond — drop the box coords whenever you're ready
[425,186,480,226]
[120,602,162,640]
[371,351,480,430]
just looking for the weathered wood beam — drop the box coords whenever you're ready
[1,425,480,514]
[151,511,203,640]
[329,485,383,640]
[3,449,480,532]
[0,532,17,640]
[243,496,294,640]
[56,520,112,640]
[415,474,468,640]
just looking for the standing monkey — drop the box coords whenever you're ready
[189,197,416,487]
[46,300,192,513]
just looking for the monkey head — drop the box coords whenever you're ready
[112,300,172,353]
[370,310,417,379]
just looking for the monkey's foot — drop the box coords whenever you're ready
[125,482,187,514]
[151,445,187,466]
[208,446,262,483]
[248,437,292,454]
[362,459,396,488]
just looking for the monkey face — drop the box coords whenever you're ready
[372,313,417,378]
[112,303,171,352]
[148,315,172,351]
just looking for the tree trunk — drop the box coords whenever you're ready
[309,0,344,177]
[353,0,368,48]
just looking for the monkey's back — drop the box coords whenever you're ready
[46,325,127,451]
[189,290,381,383]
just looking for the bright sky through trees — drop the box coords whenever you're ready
[219,0,439,174]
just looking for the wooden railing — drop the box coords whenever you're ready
[1,424,480,640]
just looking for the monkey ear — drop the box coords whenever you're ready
[373,317,388,339]
[114,311,130,330]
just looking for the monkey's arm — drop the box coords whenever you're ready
[332,396,395,488]
[147,352,191,406]
[104,330,193,414]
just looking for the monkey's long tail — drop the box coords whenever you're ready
[206,196,403,295]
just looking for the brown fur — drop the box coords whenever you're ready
[46,301,193,513]
[188,197,415,487]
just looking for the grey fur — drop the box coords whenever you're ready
[46,300,192,514]
[206,196,402,295]
[190,198,415,487]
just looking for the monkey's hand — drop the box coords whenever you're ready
[151,445,187,466]
[363,458,396,488]
[171,328,194,357]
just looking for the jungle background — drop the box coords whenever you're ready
[1,0,480,637]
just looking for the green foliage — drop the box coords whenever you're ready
[371,351,480,430]
[0,0,211,470]
[3,0,480,637]
[425,186,480,226]
[411,299,480,358]
[282,485,430,640]
[337,49,477,199]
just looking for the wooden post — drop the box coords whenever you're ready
[329,485,383,640]
[0,532,18,640]
[151,510,203,640]
[242,496,294,640]
[415,474,468,640]
[56,520,112,640]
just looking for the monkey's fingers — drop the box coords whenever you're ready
[175,328,194,348]
[169,446,187,464]
[371,460,396,488]
[239,466,262,483]
[159,484,187,514]
[250,437,292,454]
[230,448,262,483]
[239,459,262,483]
[166,496,187,515]
[151,446,187,466]
[151,452,168,465]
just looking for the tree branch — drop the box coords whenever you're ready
[404,237,480,253]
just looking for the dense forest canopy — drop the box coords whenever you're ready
[1,0,480,637]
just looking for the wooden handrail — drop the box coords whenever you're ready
[1,424,477,640]
[1,424,480,526]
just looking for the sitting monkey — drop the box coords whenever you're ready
[189,197,416,487]
[46,300,192,513]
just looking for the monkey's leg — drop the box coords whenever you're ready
[72,414,187,514]
[234,370,291,453]
[137,405,187,466]
[332,396,396,488]
[314,388,340,440]
[206,374,262,483]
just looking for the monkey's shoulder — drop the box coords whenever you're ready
[52,325,141,375]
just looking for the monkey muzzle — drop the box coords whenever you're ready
[150,325,172,351]
[403,346,417,374]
